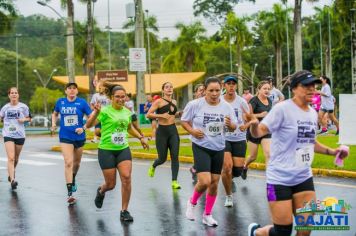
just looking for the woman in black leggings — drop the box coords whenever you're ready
[146,82,181,189]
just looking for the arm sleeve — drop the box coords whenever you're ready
[249,97,257,112]
[241,99,250,113]
[277,89,285,99]
[228,104,238,124]
[54,99,60,112]
[181,101,195,122]
[0,106,5,118]
[97,110,104,123]
[23,105,30,117]
[261,105,284,133]
[90,94,96,105]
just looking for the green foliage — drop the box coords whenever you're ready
[29,87,63,114]
[0,0,17,35]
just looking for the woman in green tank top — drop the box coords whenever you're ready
[86,82,149,222]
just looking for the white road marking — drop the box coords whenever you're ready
[0,157,56,166]
[27,153,97,162]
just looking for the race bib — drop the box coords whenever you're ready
[8,124,17,133]
[111,132,127,146]
[295,146,314,167]
[64,115,78,126]
[205,122,223,137]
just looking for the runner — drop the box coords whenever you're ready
[243,87,253,103]
[242,80,272,180]
[189,83,205,184]
[220,76,250,207]
[316,75,339,135]
[144,94,157,140]
[146,82,182,189]
[266,76,284,106]
[0,87,31,190]
[51,82,92,204]
[85,83,149,222]
[181,77,237,227]
[247,70,349,236]
[90,80,111,141]
[125,93,144,138]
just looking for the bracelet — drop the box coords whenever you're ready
[326,148,330,155]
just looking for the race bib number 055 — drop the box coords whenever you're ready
[111,132,127,146]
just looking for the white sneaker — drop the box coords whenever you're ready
[248,223,260,236]
[202,214,218,227]
[185,200,196,221]
[224,195,233,207]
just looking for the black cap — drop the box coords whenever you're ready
[65,82,78,89]
[224,75,237,83]
[264,76,273,81]
[290,71,321,89]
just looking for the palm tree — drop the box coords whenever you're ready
[257,4,291,88]
[0,0,17,35]
[162,21,206,73]
[222,12,252,94]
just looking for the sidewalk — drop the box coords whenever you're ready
[51,146,356,179]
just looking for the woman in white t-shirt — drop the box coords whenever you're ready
[247,71,349,236]
[0,87,31,190]
[316,75,339,135]
[181,77,237,227]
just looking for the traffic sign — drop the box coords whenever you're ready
[129,48,147,72]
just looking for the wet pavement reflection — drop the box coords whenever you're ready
[0,136,355,236]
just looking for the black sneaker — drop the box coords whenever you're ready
[241,167,248,180]
[8,176,10,182]
[120,210,134,222]
[11,180,18,190]
[94,187,105,208]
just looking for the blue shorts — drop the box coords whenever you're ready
[60,138,85,149]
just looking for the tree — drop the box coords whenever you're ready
[162,21,206,73]
[193,0,255,24]
[256,4,291,88]
[0,0,17,35]
[222,12,252,94]
[29,87,63,115]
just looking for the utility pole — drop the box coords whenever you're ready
[327,6,333,90]
[87,0,95,97]
[66,0,76,82]
[269,55,274,77]
[15,33,22,88]
[351,9,356,94]
[319,21,323,75]
[145,10,152,94]
[107,0,112,70]
[134,0,146,112]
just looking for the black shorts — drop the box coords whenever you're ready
[247,129,271,144]
[131,114,137,122]
[225,140,247,157]
[266,177,315,202]
[321,108,334,113]
[192,143,224,175]
[4,137,25,145]
[98,147,132,169]
[60,138,86,149]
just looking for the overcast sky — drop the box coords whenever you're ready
[16,0,333,39]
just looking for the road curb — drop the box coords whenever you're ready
[50,146,356,178]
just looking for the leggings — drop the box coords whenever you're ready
[153,124,180,180]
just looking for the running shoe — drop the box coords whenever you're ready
[120,210,134,222]
[335,130,339,135]
[202,214,218,227]
[189,167,197,182]
[231,180,237,193]
[185,200,196,221]
[241,167,248,180]
[248,223,260,236]
[171,180,181,189]
[11,180,18,190]
[8,176,10,182]
[224,195,233,207]
[318,129,328,135]
[94,187,105,208]
[72,183,77,192]
[148,164,155,177]
[67,195,76,205]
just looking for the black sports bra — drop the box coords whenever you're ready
[156,98,178,115]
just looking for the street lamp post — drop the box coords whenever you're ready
[37,0,75,83]
[145,10,152,94]
[318,21,323,75]
[15,33,22,88]
[327,6,333,91]
[229,31,233,73]
[106,0,112,70]
[33,68,57,124]
[269,55,274,77]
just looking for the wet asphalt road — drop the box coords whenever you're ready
[0,136,355,236]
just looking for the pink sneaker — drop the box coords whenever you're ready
[67,195,76,205]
